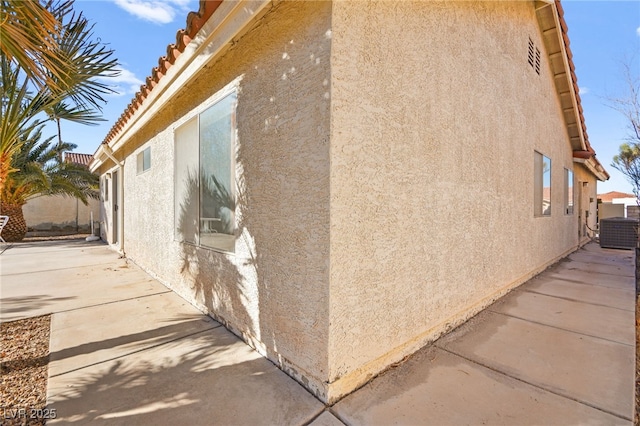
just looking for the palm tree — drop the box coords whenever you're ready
[0,54,55,199]
[0,0,119,241]
[1,125,99,241]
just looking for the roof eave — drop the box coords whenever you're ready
[535,0,609,181]
[91,0,272,172]
[573,156,610,182]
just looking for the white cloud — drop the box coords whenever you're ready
[636,26,640,37]
[579,86,589,95]
[102,67,145,97]
[113,0,192,25]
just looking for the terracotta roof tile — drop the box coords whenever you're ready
[101,0,223,145]
[598,191,636,202]
[64,152,93,167]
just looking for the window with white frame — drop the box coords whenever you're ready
[137,147,151,174]
[174,90,237,253]
[564,168,574,215]
[534,151,551,216]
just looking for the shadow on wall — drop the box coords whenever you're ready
[176,168,265,352]
[145,0,331,398]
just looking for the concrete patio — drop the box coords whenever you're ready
[0,239,635,425]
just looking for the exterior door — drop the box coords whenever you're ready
[112,170,119,244]
[577,181,585,238]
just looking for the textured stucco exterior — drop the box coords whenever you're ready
[97,0,333,399]
[326,1,597,399]
[93,0,606,404]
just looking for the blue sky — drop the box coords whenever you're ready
[62,1,639,195]
[55,0,200,155]
[562,1,640,194]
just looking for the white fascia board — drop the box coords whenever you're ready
[573,157,609,182]
[90,145,107,173]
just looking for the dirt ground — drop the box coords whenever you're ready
[0,316,50,426]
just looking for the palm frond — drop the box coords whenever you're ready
[0,0,73,92]
[0,55,58,155]
[48,101,106,126]
[1,0,115,206]
[46,7,120,111]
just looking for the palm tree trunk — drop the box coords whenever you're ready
[0,202,27,242]
[56,117,63,163]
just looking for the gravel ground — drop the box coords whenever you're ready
[1,315,51,425]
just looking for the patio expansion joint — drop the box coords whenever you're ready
[46,290,173,315]
[516,288,635,312]
[301,408,347,426]
[0,262,133,277]
[569,257,634,267]
[1,242,108,252]
[554,268,633,279]
[546,274,635,290]
[48,325,222,379]
[0,243,98,253]
[434,345,632,422]
[486,309,634,348]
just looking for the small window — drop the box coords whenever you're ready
[137,147,151,174]
[104,176,109,202]
[534,151,551,216]
[565,168,574,215]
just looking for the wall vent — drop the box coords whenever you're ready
[528,38,535,68]
[528,37,540,75]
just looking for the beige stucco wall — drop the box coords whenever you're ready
[23,195,99,234]
[599,203,626,220]
[93,0,605,404]
[327,0,590,400]
[100,1,333,400]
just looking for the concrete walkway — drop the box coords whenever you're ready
[0,240,635,425]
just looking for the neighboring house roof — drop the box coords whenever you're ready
[64,152,93,167]
[92,0,609,182]
[598,191,636,202]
